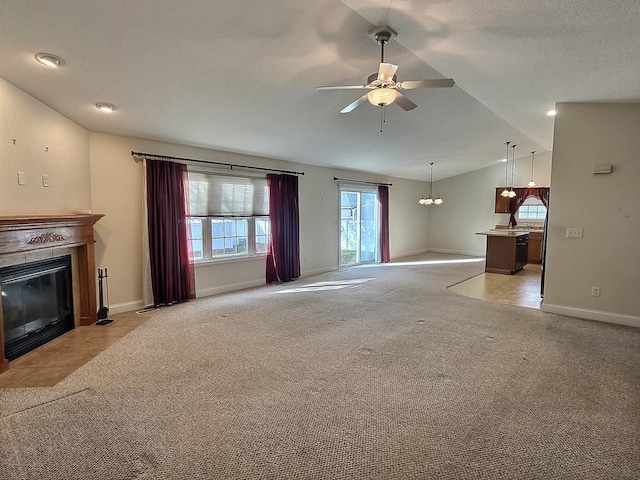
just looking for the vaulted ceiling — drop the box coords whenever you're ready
[1,0,638,181]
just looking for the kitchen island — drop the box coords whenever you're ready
[476,229,529,275]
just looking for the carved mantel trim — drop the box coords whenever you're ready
[0,214,104,373]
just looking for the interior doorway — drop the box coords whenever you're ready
[339,188,379,267]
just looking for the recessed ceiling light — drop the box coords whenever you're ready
[95,102,117,112]
[35,53,65,68]
[546,109,557,117]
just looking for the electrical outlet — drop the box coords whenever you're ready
[591,287,600,297]
[566,228,583,238]
[17,171,26,186]
[42,174,49,187]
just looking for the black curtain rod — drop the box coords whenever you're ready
[333,177,393,187]
[131,151,305,176]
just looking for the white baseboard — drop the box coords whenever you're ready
[196,278,266,298]
[541,303,640,329]
[392,248,430,259]
[428,248,486,257]
[110,300,147,315]
[301,266,337,277]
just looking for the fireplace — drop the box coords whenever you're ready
[0,214,103,373]
[1,256,74,361]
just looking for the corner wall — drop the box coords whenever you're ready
[542,103,640,327]
[0,78,90,214]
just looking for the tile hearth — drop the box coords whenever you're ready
[0,312,149,388]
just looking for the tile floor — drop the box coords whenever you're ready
[2,265,543,389]
[448,263,543,309]
[0,312,149,389]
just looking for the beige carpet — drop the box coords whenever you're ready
[1,253,639,479]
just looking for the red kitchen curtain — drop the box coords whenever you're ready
[509,187,550,226]
[145,159,195,306]
[266,174,300,283]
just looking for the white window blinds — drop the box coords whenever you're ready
[188,172,269,217]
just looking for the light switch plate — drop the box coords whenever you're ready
[17,171,26,185]
[42,174,49,187]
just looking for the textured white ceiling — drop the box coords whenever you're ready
[1,0,638,181]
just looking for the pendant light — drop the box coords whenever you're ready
[418,162,443,205]
[508,144,517,198]
[527,151,537,187]
[501,141,511,197]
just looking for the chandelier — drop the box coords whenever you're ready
[419,162,443,205]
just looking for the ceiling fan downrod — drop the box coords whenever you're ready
[375,30,393,64]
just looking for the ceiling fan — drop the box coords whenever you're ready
[316,27,455,114]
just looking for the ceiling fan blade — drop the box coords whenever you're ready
[316,84,366,90]
[340,94,369,114]
[394,92,417,111]
[377,63,398,82]
[398,78,455,89]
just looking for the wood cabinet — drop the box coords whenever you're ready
[527,231,544,264]
[494,188,513,214]
[476,230,529,275]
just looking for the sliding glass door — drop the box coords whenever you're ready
[340,188,379,267]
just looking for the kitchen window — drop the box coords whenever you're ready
[517,197,547,222]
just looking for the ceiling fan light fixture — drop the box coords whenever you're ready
[367,87,397,107]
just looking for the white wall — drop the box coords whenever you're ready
[428,151,552,256]
[542,103,640,327]
[0,78,90,214]
[88,132,430,313]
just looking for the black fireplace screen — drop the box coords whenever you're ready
[1,255,74,361]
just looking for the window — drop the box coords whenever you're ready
[188,217,269,261]
[187,218,204,261]
[186,171,270,262]
[517,197,547,222]
[255,217,270,254]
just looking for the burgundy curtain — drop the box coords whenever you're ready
[378,185,390,263]
[266,174,300,283]
[146,160,195,306]
[509,187,550,226]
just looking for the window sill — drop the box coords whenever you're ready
[192,255,267,267]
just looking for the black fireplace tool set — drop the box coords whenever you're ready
[96,268,113,325]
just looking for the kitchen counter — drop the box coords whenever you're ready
[476,229,530,237]
[476,230,529,274]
